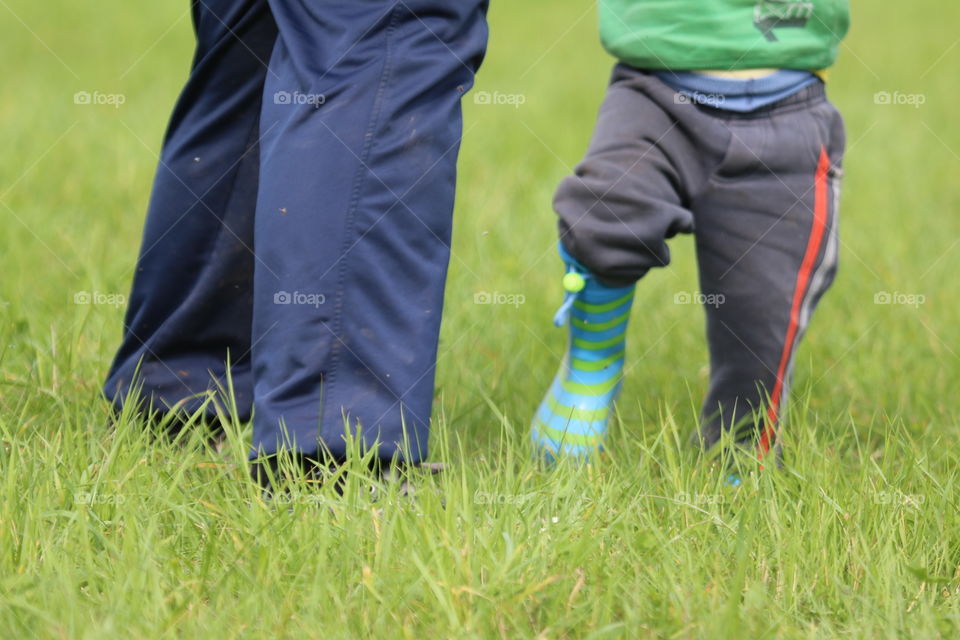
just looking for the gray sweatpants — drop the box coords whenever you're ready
[555,65,845,458]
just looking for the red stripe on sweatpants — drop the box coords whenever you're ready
[758,147,831,459]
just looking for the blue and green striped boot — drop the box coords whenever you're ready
[532,248,635,462]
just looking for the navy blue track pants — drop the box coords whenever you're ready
[105,0,489,462]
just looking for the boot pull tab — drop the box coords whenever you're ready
[552,269,587,327]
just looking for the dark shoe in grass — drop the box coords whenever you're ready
[251,454,446,504]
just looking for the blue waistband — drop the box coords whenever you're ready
[654,70,820,113]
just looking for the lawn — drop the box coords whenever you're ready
[2,0,960,637]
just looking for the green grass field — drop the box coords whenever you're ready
[2,1,960,637]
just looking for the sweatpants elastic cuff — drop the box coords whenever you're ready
[558,241,646,288]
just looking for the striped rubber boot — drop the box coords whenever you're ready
[532,254,635,462]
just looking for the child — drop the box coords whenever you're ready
[532,0,850,463]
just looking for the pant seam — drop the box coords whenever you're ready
[322,7,401,431]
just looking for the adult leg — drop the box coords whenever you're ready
[105,0,278,422]
[693,86,845,462]
[251,0,489,461]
